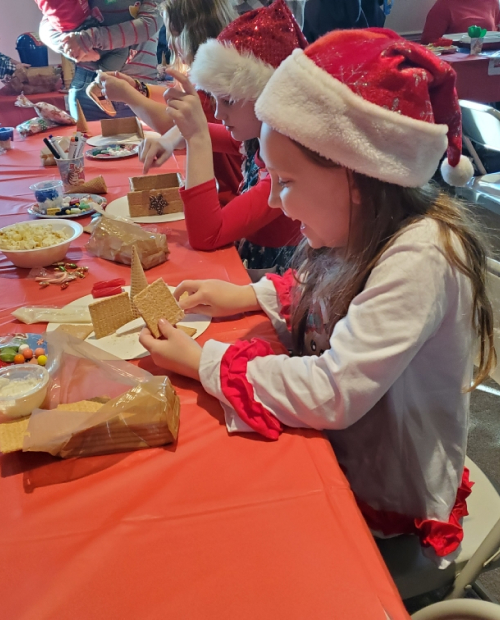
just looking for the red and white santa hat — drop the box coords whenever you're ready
[255,28,474,187]
[189,0,307,101]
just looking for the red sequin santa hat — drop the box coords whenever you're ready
[189,0,307,101]
[255,28,474,187]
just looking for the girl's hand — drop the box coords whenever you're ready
[139,319,202,380]
[139,133,185,173]
[98,72,136,104]
[175,280,260,317]
[111,71,136,88]
[163,69,209,141]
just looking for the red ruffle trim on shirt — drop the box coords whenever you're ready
[220,338,283,440]
[356,468,474,557]
[266,269,295,330]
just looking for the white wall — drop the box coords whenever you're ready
[386,0,435,36]
[1,0,60,64]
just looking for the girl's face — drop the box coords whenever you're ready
[260,124,362,250]
[214,97,262,142]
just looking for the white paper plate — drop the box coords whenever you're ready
[85,143,139,159]
[46,286,210,360]
[28,194,107,219]
[86,130,160,147]
[106,195,185,223]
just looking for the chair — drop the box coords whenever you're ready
[460,100,500,176]
[411,599,500,620]
[377,457,500,601]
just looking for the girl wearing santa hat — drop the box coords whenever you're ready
[140,28,495,566]
[140,0,307,279]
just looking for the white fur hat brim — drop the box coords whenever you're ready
[255,49,450,188]
[190,39,275,101]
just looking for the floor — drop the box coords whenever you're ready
[468,378,500,601]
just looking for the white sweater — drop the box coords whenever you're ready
[199,218,475,561]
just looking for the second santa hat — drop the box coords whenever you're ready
[189,0,307,101]
[255,28,474,188]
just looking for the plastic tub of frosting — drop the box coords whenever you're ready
[0,365,50,419]
[29,179,64,213]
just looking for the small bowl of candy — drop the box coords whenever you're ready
[0,364,50,418]
[29,180,64,213]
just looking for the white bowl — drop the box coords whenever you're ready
[0,219,83,268]
[0,365,50,419]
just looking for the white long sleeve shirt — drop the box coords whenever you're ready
[199,218,475,560]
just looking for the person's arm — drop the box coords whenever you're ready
[200,229,466,439]
[78,1,162,53]
[421,1,450,44]
[181,177,282,250]
[39,15,67,55]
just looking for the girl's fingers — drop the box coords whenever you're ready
[163,87,188,102]
[154,149,171,167]
[165,69,197,96]
[139,327,155,349]
[174,281,200,298]
[157,318,175,338]
[179,304,213,317]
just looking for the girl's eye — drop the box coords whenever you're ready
[222,99,234,107]
[278,179,289,188]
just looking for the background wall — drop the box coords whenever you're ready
[2,0,433,66]
[1,0,60,64]
[385,0,435,36]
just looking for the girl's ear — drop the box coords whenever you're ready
[348,171,361,206]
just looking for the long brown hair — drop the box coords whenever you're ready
[290,146,496,390]
[161,0,236,65]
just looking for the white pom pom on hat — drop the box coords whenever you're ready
[441,154,475,187]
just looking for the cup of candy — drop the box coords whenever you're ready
[29,179,64,213]
[0,127,14,151]
[468,26,487,55]
[56,156,85,192]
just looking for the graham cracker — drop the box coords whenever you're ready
[54,324,94,340]
[89,292,134,339]
[130,244,148,318]
[133,278,184,338]
[56,400,104,413]
[101,116,143,138]
[0,417,29,454]
[176,325,197,338]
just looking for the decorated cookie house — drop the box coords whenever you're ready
[127,173,184,218]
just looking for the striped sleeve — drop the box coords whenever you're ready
[80,1,161,51]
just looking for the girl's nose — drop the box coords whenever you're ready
[268,179,282,210]
[214,102,226,121]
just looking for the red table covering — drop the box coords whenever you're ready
[444,52,500,103]
[0,123,409,620]
[0,91,68,128]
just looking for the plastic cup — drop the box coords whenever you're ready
[470,37,484,55]
[29,179,64,213]
[56,155,85,191]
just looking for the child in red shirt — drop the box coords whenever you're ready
[141,0,307,278]
[421,0,500,44]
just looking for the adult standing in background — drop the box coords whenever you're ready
[39,0,162,120]
[421,0,500,45]
[302,0,366,42]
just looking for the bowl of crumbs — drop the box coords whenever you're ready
[0,365,50,418]
[0,220,83,268]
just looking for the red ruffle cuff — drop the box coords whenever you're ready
[357,468,474,557]
[220,338,283,440]
[266,269,295,329]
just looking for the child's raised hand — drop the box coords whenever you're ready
[98,72,135,104]
[175,280,260,317]
[163,69,209,141]
[139,319,202,380]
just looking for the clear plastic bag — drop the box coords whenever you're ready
[22,330,180,458]
[12,306,91,325]
[86,217,169,269]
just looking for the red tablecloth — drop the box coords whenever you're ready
[0,91,68,127]
[0,123,409,620]
[445,52,500,103]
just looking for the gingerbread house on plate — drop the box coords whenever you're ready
[127,173,184,218]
